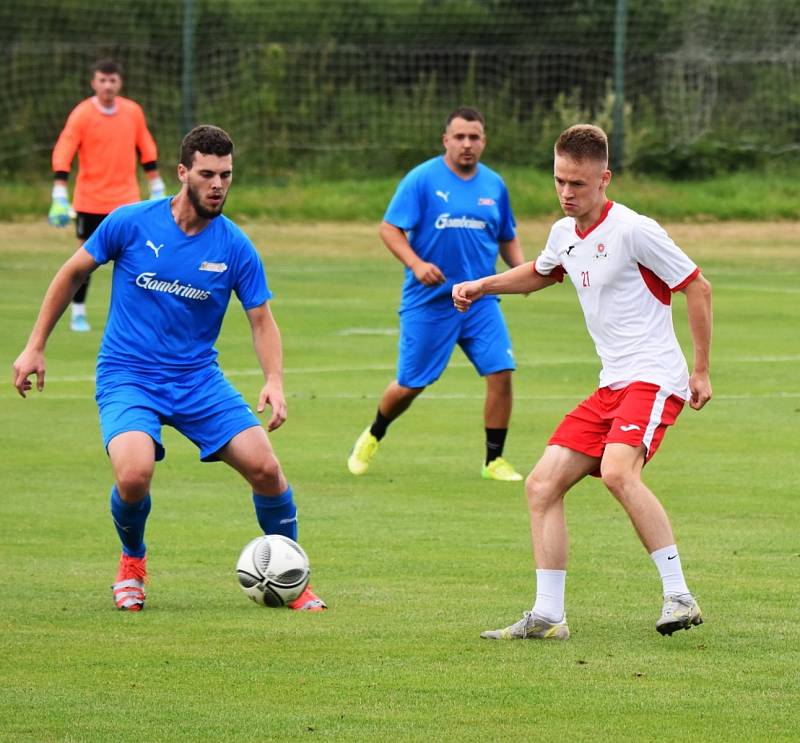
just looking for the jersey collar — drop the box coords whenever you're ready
[574,200,613,240]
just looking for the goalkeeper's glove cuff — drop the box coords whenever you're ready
[148,176,166,199]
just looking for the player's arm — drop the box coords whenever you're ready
[246,302,287,432]
[135,105,165,198]
[50,113,81,227]
[142,161,165,199]
[452,262,559,312]
[680,272,713,410]
[379,220,445,286]
[499,236,525,269]
[12,247,98,397]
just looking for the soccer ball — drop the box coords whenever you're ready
[236,534,311,607]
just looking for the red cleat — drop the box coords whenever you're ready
[288,585,327,612]
[112,554,147,611]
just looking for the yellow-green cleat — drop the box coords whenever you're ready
[347,427,380,475]
[481,611,570,640]
[656,593,703,636]
[481,457,523,481]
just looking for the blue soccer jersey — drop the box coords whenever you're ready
[384,156,517,312]
[84,198,271,374]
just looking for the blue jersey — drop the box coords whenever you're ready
[84,198,271,375]
[384,156,517,312]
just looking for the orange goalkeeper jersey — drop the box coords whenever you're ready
[52,96,158,214]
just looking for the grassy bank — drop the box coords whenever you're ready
[3,166,800,224]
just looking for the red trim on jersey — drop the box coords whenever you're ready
[672,266,701,292]
[575,200,614,239]
[535,263,565,282]
[638,264,671,305]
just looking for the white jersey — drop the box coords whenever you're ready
[535,201,699,398]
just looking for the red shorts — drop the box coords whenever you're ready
[548,382,685,471]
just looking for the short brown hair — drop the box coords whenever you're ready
[445,106,485,130]
[555,125,608,164]
[91,58,122,77]
[180,125,234,168]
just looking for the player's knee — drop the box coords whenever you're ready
[600,465,635,499]
[525,471,556,511]
[397,383,424,400]
[487,370,512,390]
[247,456,284,493]
[115,469,153,501]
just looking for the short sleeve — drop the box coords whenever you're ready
[234,238,272,310]
[497,183,517,243]
[383,169,423,231]
[83,208,126,265]
[633,217,698,290]
[534,227,565,281]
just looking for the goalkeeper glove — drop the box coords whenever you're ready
[48,183,72,227]
[148,176,166,199]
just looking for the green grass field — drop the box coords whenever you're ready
[1,219,798,742]
[3,165,800,222]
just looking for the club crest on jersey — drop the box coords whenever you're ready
[478,197,495,206]
[594,242,609,259]
[199,261,228,272]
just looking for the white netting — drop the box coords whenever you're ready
[2,0,798,176]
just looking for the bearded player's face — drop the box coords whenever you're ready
[180,152,232,219]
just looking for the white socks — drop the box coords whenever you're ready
[71,302,86,319]
[532,569,566,622]
[532,547,689,620]
[650,544,690,596]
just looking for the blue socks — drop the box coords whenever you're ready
[252,486,297,540]
[110,485,297,557]
[110,486,151,558]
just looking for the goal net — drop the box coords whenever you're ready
[2,0,798,177]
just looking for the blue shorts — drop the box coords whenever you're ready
[397,298,515,388]
[96,364,261,462]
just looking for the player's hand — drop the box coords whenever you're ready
[148,176,166,200]
[48,197,72,227]
[411,260,445,286]
[688,370,712,410]
[12,348,46,398]
[452,280,484,312]
[257,380,287,431]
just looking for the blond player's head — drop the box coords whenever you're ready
[555,124,609,165]
[553,125,611,226]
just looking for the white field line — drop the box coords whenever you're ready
[37,353,800,386]
[17,389,800,402]
[714,283,800,295]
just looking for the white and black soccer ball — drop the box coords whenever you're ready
[236,534,311,607]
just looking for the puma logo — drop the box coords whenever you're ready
[435,190,449,203]
[146,239,164,258]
